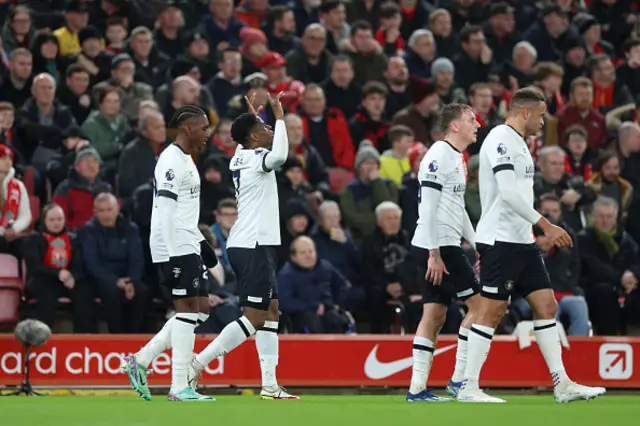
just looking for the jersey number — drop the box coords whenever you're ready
[232,170,240,196]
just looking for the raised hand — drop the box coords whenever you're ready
[244,93,264,116]
[268,91,285,120]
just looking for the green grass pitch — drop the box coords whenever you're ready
[1,395,637,426]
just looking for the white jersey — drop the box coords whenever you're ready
[227,146,281,248]
[476,124,536,245]
[412,140,467,249]
[150,144,202,262]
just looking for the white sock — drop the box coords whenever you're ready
[197,312,210,327]
[534,319,569,387]
[464,324,494,389]
[256,321,279,390]
[409,336,434,394]
[135,316,174,368]
[451,327,469,383]
[195,316,255,367]
[170,313,198,393]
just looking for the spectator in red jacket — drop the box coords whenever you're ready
[557,77,607,152]
[349,81,390,151]
[588,54,634,114]
[0,144,31,257]
[258,51,305,112]
[299,84,355,170]
[52,146,112,231]
[563,125,593,182]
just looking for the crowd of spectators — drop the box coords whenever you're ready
[0,0,639,336]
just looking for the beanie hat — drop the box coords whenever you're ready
[74,146,102,166]
[430,57,454,77]
[239,27,267,55]
[408,75,437,105]
[170,59,197,79]
[354,140,381,169]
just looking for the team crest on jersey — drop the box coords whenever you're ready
[497,143,507,155]
[428,160,438,172]
[505,280,514,291]
[165,169,175,181]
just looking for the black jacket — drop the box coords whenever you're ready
[17,98,76,162]
[24,230,84,283]
[533,173,597,232]
[452,51,493,92]
[361,227,417,295]
[118,137,169,199]
[539,225,582,295]
[577,227,640,290]
[321,78,362,121]
[56,84,94,126]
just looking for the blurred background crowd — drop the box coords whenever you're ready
[0,0,639,337]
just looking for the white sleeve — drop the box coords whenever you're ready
[462,210,476,250]
[484,134,541,225]
[13,181,32,233]
[495,170,542,225]
[419,186,442,250]
[262,119,288,171]
[417,148,450,250]
[157,196,179,257]
[154,156,184,257]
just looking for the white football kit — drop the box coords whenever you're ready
[150,143,202,263]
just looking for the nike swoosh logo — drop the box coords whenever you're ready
[364,343,458,380]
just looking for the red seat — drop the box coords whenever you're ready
[29,196,40,230]
[0,289,20,327]
[328,168,355,193]
[0,254,20,278]
[22,166,36,196]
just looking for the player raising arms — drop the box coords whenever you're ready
[458,88,606,403]
[406,104,482,402]
[188,92,298,400]
[121,105,220,402]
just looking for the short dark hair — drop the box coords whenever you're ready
[218,46,240,63]
[594,150,620,172]
[586,54,610,77]
[508,87,546,112]
[439,103,473,133]
[231,112,261,147]
[623,37,640,54]
[468,82,490,98]
[533,62,564,81]
[267,5,290,28]
[217,198,237,211]
[66,63,90,78]
[319,0,343,15]
[97,86,120,105]
[168,105,207,128]
[563,124,588,145]
[106,16,127,29]
[460,25,483,43]
[362,81,388,98]
[331,54,353,69]
[539,192,561,207]
[350,20,372,37]
[380,2,401,19]
[387,125,414,143]
[570,76,592,94]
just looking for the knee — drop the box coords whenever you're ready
[476,300,508,327]
[532,298,558,320]
[267,299,280,321]
[244,308,268,330]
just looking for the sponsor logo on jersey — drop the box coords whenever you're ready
[452,183,466,193]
